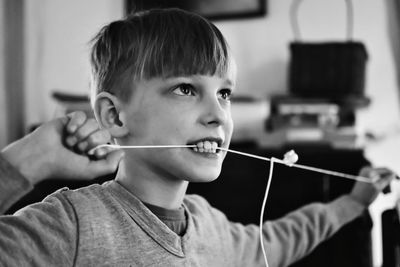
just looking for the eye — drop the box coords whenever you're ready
[172,83,195,96]
[218,89,232,101]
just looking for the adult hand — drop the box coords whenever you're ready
[349,166,396,207]
[1,111,124,184]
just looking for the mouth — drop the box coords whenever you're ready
[187,137,224,155]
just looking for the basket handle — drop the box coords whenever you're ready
[290,0,354,41]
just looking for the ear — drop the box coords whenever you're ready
[94,92,130,138]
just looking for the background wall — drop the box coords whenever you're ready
[24,0,124,126]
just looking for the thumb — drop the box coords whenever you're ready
[105,149,125,170]
[87,149,125,177]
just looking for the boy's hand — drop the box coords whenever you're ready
[349,166,396,207]
[1,111,124,184]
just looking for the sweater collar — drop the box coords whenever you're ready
[105,180,193,257]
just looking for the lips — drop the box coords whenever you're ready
[187,137,224,154]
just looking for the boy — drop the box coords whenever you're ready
[0,8,395,267]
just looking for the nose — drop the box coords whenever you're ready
[200,95,228,127]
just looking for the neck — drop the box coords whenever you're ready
[115,159,188,210]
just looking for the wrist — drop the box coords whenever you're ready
[1,137,50,184]
[348,192,370,208]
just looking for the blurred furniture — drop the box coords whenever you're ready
[382,208,400,267]
[52,91,93,118]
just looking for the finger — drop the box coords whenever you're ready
[73,119,99,143]
[359,166,374,179]
[375,171,396,189]
[93,146,117,159]
[362,167,396,192]
[66,111,87,134]
[85,129,111,148]
[358,167,392,182]
[65,112,88,147]
[75,130,110,153]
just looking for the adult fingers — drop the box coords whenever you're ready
[372,168,397,190]
[76,129,111,154]
[65,111,88,147]
[68,119,99,150]
[360,167,397,190]
[66,111,87,134]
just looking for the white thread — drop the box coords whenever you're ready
[88,144,375,183]
[88,144,196,155]
[218,147,374,184]
[259,157,276,267]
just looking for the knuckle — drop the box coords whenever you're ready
[73,111,87,124]
[87,132,101,144]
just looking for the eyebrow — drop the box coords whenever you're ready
[163,76,236,88]
[225,78,235,87]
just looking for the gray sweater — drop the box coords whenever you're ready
[0,156,364,267]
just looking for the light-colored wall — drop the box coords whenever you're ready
[24,0,124,127]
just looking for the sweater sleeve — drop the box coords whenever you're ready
[0,191,79,266]
[224,195,365,267]
[0,155,33,214]
[262,195,365,267]
[0,155,78,266]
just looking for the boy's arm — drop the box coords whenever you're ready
[265,167,395,267]
[0,112,118,265]
[228,167,395,267]
[261,195,365,267]
[0,189,79,266]
[0,111,124,213]
[0,154,33,213]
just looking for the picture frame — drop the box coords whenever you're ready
[125,0,267,21]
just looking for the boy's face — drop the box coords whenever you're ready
[119,73,235,183]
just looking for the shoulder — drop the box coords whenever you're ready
[183,194,212,212]
[183,194,230,223]
[51,183,106,200]
[48,183,114,212]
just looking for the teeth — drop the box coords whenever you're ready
[193,140,219,153]
[204,141,212,150]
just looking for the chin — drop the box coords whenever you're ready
[187,169,221,183]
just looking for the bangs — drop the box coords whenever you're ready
[136,11,231,79]
[141,18,229,78]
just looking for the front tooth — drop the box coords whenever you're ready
[212,142,217,151]
[204,141,212,150]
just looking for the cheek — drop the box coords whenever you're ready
[226,114,234,137]
[140,108,192,141]
[127,111,150,138]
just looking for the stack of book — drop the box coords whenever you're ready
[266,96,359,148]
